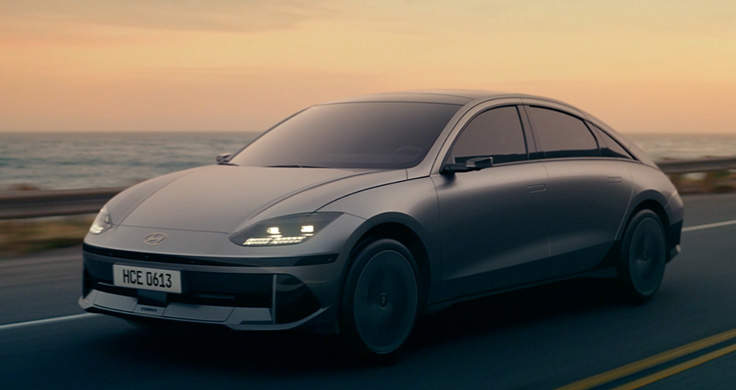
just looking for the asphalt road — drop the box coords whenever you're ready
[2,193,736,390]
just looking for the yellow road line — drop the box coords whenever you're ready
[611,342,736,390]
[557,328,736,390]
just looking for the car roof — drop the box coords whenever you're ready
[319,89,579,108]
[319,90,512,105]
[320,89,653,167]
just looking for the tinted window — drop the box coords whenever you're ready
[588,123,634,159]
[450,106,527,165]
[230,102,461,169]
[527,107,599,158]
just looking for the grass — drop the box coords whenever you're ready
[0,215,94,258]
[668,171,736,194]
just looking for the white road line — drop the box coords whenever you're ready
[683,219,736,233]
[0,313,98,332]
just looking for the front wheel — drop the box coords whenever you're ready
[618,210,667,303]
[340,239,419,359]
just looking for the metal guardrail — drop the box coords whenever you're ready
[656,157,736,175]
[0,187,125,219]
[1,157,735,220]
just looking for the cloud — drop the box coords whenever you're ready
[468,0,736,34]
[0,65,384,132]
[0,0,330,33]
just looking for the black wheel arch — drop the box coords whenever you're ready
[339,215,432,320]
[622,198,677,261]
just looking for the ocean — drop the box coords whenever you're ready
[1,132,735,191]
[0,132,259,191]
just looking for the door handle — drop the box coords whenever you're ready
[527,184,546,193]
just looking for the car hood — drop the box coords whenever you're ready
[116,165,404,233]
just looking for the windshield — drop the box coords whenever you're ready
[230,102,462,169]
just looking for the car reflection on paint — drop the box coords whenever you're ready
[80,90,683,359]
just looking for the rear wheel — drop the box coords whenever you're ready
[618,210,666,303]
[340,239,419,360]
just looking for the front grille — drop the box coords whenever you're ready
[83,249,323,324]
[83,244,337,267]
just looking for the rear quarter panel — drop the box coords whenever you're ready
[622,162,683,240]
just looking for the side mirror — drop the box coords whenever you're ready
[216,153,232,164]
[441,156,494,174]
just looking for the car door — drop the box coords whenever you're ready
[523,104,633,277]
[432,105,550,301]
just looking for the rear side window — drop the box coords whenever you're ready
[527,107,599,159]
[588,123,634,159]
[450,106,528,165]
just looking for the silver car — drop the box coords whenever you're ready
[80,90,683,358]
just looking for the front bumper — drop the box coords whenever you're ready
[80,244,341,331]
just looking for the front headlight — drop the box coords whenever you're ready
[89,207,113,235]
[229,212,342,246]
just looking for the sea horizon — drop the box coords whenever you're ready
[2,131,735,192]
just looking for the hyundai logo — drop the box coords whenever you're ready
[144,233,168,245]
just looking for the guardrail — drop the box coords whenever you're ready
[656,157,736,175]
[1,157,735,220]
[0,187,125,219]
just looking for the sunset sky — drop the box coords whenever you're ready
[1,0,734,133]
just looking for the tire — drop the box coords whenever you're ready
[340,239,419,360]
[618,210,667,303]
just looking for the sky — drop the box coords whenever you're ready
[0,0,734,134]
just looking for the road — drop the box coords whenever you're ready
[2,193,736,389]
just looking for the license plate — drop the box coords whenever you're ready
[113,264,182,294]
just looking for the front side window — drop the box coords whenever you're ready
[449,106,528,165]
[230,102,462,169]
[527,107,599,159]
